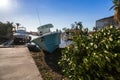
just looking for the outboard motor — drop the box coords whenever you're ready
[27,42,41,52]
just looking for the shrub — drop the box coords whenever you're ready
[59,26,120,80]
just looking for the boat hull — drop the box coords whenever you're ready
[31,32,61,53]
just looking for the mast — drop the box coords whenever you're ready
[36,8,41,26]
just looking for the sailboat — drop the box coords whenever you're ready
[28,24,61,53]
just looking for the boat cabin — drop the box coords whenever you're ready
[37,24,53,34]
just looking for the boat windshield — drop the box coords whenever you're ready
[16,30,26,34]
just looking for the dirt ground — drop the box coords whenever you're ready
[30,48,68,80]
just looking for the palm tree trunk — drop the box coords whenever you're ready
[119,21,120,28]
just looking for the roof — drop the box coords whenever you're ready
[96,16,114,22]
[37,24,53,30]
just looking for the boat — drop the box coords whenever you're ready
[13,27,30,43]
[28,24,61,53]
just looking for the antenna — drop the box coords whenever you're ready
[36,8,41,26]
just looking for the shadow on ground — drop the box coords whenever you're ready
[13,42,26,45]
[30,48,68,80]
[44,48,62,73]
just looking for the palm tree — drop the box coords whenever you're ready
[77,22,83,29]
[71,24,75,29]
[110,0,120,27]
[93,26,98,31]
[62,27,67,32]
[16,23,20,29]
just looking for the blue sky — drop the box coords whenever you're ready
[0,0,114,31]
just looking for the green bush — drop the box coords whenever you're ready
[59,26,120,80]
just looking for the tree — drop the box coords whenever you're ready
[110,0,120,27]
[76,21,83,29]
[0,21,14,39]
[6,21,13,33]
[62,27,68,32]
[93,26,98,31]
[71,24,75,29]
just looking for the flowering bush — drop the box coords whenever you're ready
[59,26,120,80]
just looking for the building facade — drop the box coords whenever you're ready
[96,16,118,30]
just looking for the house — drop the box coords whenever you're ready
[96,16,118,30]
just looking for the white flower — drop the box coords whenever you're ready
[117,40,120,43]
[110,25,113,29]
[67,46,70,50]
[90,43,93,46]
[83,58,88,63]
[118,36,120,39]
[86,47,88,49]
[114,54,117,57]
[107,32,110,35]
[101,40,105,43]
[105,56,110,62]
[101,29,104,32]
[93,52,96,55]
[104,50,109,53]
[109,37,113,41]
[75,46,78,49]
[94,44,98,49]
[106,45,109,49]
[95,36,98,38]
[104,33,106,36]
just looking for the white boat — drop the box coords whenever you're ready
[13,27,30,43]
[28,24,61,53]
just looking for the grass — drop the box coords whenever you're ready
[30,48,68,80]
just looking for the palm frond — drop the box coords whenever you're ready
[109,5,115,10]
[113,0,119,4]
